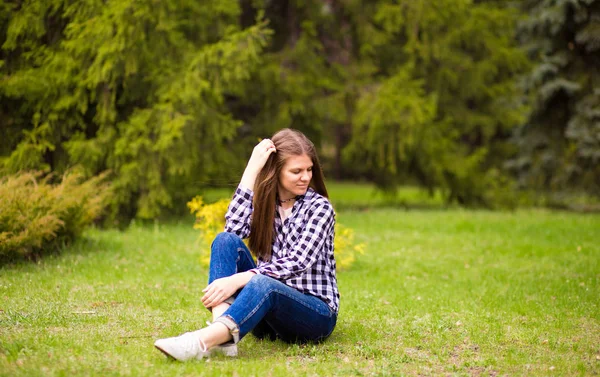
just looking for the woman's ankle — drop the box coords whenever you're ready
[194,332,208,352]
[200,322,233,349]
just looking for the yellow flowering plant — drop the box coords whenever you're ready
[187,196,365,270]
[187,196,231,266]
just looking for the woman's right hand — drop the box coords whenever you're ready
[201,271,255,309]
[246,139,276,173]
[240,139,276,191]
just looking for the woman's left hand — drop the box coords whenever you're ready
[201,276,239,308]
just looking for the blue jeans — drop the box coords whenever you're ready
[208,232,337,343]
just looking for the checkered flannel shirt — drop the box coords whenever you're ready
[224,184,340,313]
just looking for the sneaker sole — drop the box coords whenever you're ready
[154,344,178,360]
[216,346,238,357]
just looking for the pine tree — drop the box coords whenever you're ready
[513,0,600,197]
[0,0,271,220]
[352,0,530,205]
[242,0,529,205]
[1,0,542,215]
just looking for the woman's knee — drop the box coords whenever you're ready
[211,232,242,250]
[245,274,277,296]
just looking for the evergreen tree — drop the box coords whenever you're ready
[234,1,363,178]
[1,0,545,217]
[243,0,529,205]
[360,0,529,205]
[513,0,600,197]
[1,0,271,220]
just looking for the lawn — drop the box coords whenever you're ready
[0,208,599,376]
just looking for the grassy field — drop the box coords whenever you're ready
[1,208,599,376]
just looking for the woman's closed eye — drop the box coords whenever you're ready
[292,168,312,174]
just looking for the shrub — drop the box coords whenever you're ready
[187,196,231,266]
[187,196,365,270]
[0,171,110,260]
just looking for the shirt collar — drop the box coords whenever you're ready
[296,187,315,201]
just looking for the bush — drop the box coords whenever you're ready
[0,171,110,260]
[187,196,231,266]
[187,196,364,270]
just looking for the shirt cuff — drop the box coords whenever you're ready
[236,184,254,197]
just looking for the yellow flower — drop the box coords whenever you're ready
[187,196,230,266]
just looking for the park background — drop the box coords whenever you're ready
[1,0,599,376]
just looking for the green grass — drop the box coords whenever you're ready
[1,209,599,376]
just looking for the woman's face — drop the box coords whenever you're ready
[278,154,313,200]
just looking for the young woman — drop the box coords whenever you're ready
[154,128,339,361]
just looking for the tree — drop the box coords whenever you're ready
[1,0,271,220]
[512,0,600,197]
[2,0,540,218]
[238,1,530,207]
[344,0,530,205]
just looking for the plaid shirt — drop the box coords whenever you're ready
[224,185,340,313]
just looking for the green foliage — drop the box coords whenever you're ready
[342,0,529,205]
[0,171,110,259]
[4,0,597,216]
[233,1,530,206]
[1,0,271,220]
[344,66,439,188]
[513,0,600,197]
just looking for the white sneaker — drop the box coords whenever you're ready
[212,342,238,357]
[154,330,209,361]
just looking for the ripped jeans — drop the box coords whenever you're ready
[208,232,337,343]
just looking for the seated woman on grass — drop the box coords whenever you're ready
[154,128,339,361]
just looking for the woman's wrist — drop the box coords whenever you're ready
[232,271,256,290]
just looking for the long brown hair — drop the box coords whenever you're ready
[249,128,328,261]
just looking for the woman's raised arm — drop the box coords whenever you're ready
[240,139,276,192]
